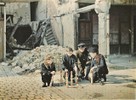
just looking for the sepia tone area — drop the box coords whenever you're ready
[0,0,136,100]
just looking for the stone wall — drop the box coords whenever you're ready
[6,3,30,25]
[35,0,47,21]
[45,0,78,49]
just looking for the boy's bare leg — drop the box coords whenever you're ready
[49,75,54,87]
[65,72,68,87]
[60,70,63,83]
[70,71,73,86]
[90,71,93,84]
[75,70,78,85]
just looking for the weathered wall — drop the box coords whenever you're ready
[62,14,75,48]
[36,0,47,20]
[6,3,30,24]
[46,0,78,49]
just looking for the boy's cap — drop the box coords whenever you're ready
[88,47,98,53]
[78,43,85,47]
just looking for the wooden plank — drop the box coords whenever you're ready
[9,17,22,42]
[76,4,95,13]
[2,0,38,3]
[0,20,4,61]
[77,0,95,4]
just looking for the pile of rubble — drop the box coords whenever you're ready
[6,45,66,75]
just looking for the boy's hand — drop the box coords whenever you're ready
[65,69,68,72]
[51,71,55,75]
[90,66,97,72]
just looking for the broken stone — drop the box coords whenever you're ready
[8,45,66,75]
[1,62,8,66]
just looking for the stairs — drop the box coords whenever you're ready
[23,19,59,48]
[43,20,59,45]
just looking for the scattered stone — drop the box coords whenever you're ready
[1,62,8,66]
[6,45,66,75]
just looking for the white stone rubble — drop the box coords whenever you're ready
[6,45,66,75]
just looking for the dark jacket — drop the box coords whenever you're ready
[76,48,89,67]
[86,55,92,66]
[91,54,108,74]
[41,63,56,76]
[62,54,77,71]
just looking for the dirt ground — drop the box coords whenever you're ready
[0,55,135,100]
[49,55,136,99]
[47,68,136,99]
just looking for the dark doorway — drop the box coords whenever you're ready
[78,12,92,47]
[110,5,131,54]
[30,2,38,21]
[78,3,93,48]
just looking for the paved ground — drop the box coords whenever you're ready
[0,55,136,100]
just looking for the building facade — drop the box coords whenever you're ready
[2,0,136,62]
[44,0,136,55]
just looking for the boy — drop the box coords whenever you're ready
[62,47,77,82]
[76,43,89,79]
[41,54,56,87]
[88,47,108,84]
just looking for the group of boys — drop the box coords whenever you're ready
[62,43,108,84]
[40,43,108,87]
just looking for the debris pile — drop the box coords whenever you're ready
[8,45,66,75]
[6,18,59,59]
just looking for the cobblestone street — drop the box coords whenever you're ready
[0,64,135,100]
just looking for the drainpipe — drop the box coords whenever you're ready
[0,2,6,61]
[130,6,134,55]
[4,5,6,61]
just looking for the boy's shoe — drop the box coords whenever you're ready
[99,80,104,85]
[42,84,47,87]
[101,74,107,82]
[84,77,89,80]
[103,76,107,82]
[73,80,75,83]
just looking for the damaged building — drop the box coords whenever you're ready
[0,0,136,61]
[45,0,136,55]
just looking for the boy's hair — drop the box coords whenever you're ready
[88,47,98,53]
[66,47,73,52]
[45,54,54,60]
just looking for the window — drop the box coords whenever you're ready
[30,2,38,21]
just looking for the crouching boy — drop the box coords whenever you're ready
[41,54,56,87]
[62,47,77,83]
[88,47,108,84]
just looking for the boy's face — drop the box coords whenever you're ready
[78,45,85,52]
[89,52,97,58]
[45,59,53,65]
[67,51,73,56]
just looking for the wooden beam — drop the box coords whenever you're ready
[4,6,6,60]
[77,0,95,4]
[1,0,38,3]
[76,4,95,13]
[0,2,6,6]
